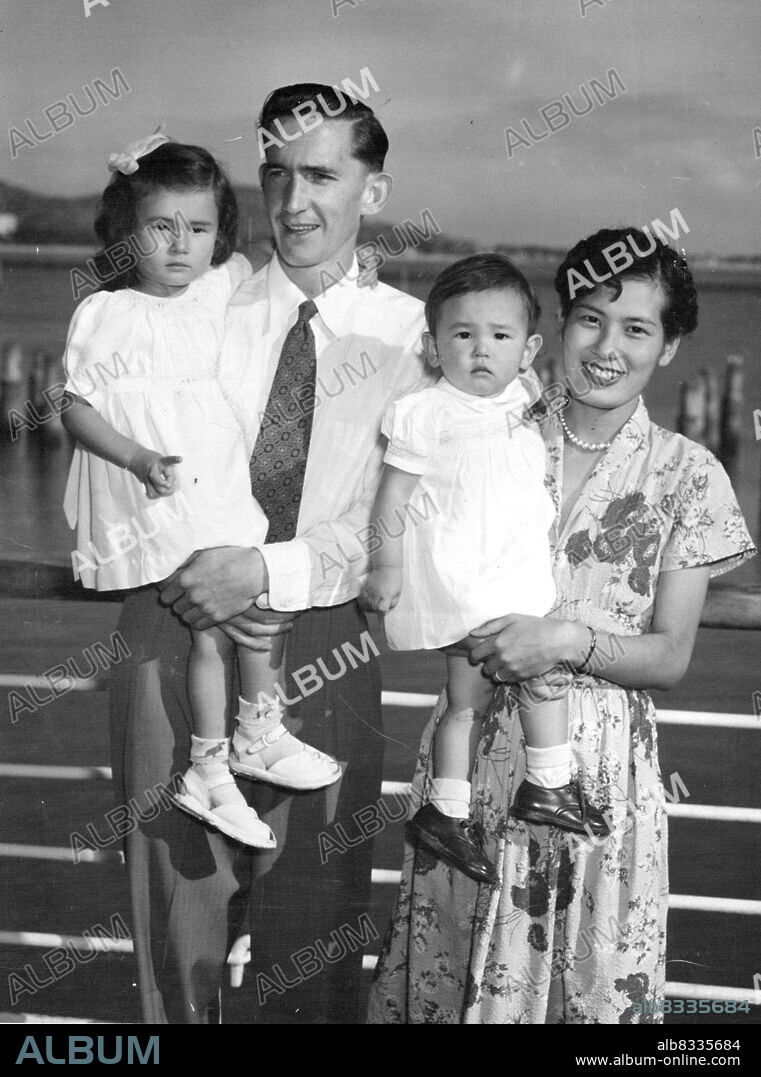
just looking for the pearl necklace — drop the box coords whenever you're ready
[559,411,613,452]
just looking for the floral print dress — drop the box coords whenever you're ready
[368,399,755,1024]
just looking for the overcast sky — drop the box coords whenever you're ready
[2,0,760,254]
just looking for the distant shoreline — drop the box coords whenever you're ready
[2,243,760,289]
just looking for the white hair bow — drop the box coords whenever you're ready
[107,126,170,175]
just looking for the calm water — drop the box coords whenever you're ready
[1,259,759,571]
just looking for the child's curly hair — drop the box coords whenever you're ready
[93,141,238,288]
[554,227,698,341]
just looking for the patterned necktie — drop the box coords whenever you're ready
[250,299,318,542]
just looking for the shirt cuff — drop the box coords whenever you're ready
[257,539,312,611]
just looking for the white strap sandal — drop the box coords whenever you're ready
[171,766,276,848]
[229,724,343,791]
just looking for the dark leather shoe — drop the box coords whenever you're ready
[510,778,611,836]
[406,803,499,885]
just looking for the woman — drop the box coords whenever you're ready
[367,228,755,1024]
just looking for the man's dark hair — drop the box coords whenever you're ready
[425,253,542,337]
[259,83,388,172]
[555,227,698,341]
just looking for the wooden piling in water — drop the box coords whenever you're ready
[30,350,66,443]
[703,369,721,455]
[0,342,28,442]
[677,373,707,444]
[719,354,744,482]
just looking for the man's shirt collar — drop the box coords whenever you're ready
[266,253,364,338]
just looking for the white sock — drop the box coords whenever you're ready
[189,734,241,807]
[190,734,229,770]
[234,696,304,765]
[430,777,471,819]
[525,743,572,789]
[236,694,283,728]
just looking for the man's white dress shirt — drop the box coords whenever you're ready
[220,254,428,611]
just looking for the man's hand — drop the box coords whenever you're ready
[220,604,298,651]
[362,566,402,614]
[158,547,269,629]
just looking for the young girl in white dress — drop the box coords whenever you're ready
[62,132,341,849]
[363,254,609,884]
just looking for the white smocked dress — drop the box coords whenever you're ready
[63,254,268,590]
[381,377,556,650]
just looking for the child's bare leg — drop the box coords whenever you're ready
[237,631,287,721]
[519,689,572,789]
[407,651,498,886]
[188,626,234,739]
[186,628,246,808]
[520,693,568,749]
[433,654,494,787]
[230,634,341,790]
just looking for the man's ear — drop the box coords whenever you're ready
[658,336,681,367]
[360,171,392,218]
[422,331,440,368]
[519,334,544,372]
[258,163,267,187]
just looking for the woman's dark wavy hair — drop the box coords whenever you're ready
[93,141,238,289]
[554,227,698,341]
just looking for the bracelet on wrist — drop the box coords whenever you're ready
[575,626,597,673]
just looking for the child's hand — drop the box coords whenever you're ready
[146,455,183,498]
[129,447,183,499]
[362,566,402,613]
[356,257,379,290]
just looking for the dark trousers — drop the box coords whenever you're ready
[109,587,383,1024]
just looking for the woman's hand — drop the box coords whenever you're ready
[468,614,584,681]
[220,604,297,651]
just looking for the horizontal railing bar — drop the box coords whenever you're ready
[0,843,123,865]
[660,982,760,1004]
[0,764,113,780]
[367,871,761,915]
[0,561,124,603]
[0,1012,119,1024]
[668,894,761,915]
[0,930,132,953]
[381,694,758,729]
[4,846,760,913]
[359,955,761,1005]
[1,769,757,824]
[1,560,760,627]
[0,674,103,692]
[667,804,761,824]
[378,783,761,824]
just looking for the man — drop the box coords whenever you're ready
[110,84,429,1023]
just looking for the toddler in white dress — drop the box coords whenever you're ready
[363,254,609,884]
[62,133,340,849]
